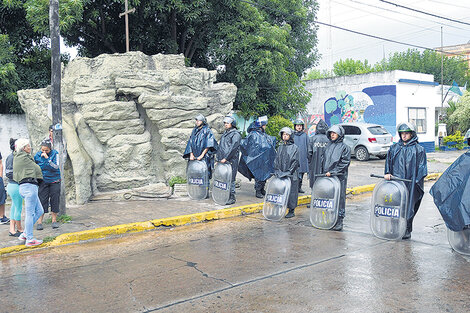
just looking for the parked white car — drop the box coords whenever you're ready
[338,122,393,161]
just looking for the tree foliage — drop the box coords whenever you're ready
[328,49,469,88]
[448,91,470,134]
[22,0,318,119]
[0,0,54,113]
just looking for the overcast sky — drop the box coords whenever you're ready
[314,0,470,70]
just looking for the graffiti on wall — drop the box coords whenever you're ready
[323,85,397,135]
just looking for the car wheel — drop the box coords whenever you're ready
[378,154,387,159]
[355,146,370,161]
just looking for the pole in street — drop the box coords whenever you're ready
[49,0,66,215]
[119,0,135,52]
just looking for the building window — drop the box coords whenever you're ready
[408,108,426,133]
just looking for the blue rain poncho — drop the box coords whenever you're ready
[385,132,427,221]
[430,151,470,231]
[183,124,218,177]
[238,122,276,182]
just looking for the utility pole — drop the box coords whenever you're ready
[50,0,66,215]
[119,0,135,52]
[440,26,444,120]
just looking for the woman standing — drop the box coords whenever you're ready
[34,139,61,230]
[13,138,44,247]
[5,139,23,236]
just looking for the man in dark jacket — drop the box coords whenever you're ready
[274,127,299,218]
[216,116,242,205]
[385,122,427,239]
[308,119,330,190]
[238,116,276,198]
[293,119,309,193]
[183,114,218,179]
[323,124,351,231]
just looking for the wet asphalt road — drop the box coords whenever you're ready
[1,183,470,313]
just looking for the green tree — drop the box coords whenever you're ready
[265,114,294,142]
[23,0,318,119]
[375,49,469,87]
[303,69,333,80]
[0,34,20,113]
[448,91,470,134]
[333,58,373,76]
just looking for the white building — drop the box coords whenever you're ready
[304,70,462,152]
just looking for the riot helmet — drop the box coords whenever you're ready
[327,124,345,142]
[223,115,237,128]
[279,127,294,137]
[194,114,207,125]
[397,122,416,142]
[293,119,305,131]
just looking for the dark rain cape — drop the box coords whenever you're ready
[384,135,427,222]
[430,151,470,231]
[322,125,351,218]
[293,130,309,174]
[216,128,242,182]
[274,137,299,210]
[308,120,329,188]
[183,124,218,177]
[238,123,276,182]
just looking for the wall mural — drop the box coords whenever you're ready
[323,85,397,135]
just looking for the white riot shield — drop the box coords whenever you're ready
[186,160,209,200]
[447,228,470,256]
[310,176,341,230]
[370,180,408,240]
[211,162,232,205]
[262,177,291,221]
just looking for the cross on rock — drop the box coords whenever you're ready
[119,0,136,52]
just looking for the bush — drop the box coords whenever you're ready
[443,131,465,149]
[168,176,187,187]
[265,115,294,142]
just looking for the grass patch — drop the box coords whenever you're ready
[43,214,73,224]
[43,236,57,243]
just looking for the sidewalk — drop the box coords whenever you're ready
[0,149,465,255]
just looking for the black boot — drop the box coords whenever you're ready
[298,179,305,193]
[285,209,295,218]
[226,194,236,205]
[261,189,266,196]
[332,217,343,231]
[255,190,264,198]
[402,228,411,240]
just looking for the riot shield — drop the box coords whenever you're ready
[310,176,341,229]
[369,174,409,240]
[262,177,291,221]
[447,228,470,256]
[211,162,232,205]
[186,160,209,200]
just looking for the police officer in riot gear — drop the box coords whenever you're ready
[293,119,309,193]
[384,122,427,239]
[274,127,299,218]
[308,119,329,189]
[216,116,242,205]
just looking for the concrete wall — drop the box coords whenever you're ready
[0,114,29,161]
[304,70,438,151]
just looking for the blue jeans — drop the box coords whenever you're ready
[19,183,44,241]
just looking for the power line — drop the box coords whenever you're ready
[238,0,466,57]
[425,0,470,10]
[349,0,469,31]
[379,0,470,26]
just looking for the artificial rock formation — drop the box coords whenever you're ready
[18,52,237,204]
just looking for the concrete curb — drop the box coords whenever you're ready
[0,174,441,257]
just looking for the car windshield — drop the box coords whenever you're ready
[368,126,389,135]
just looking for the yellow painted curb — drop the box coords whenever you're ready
[0,174,442,257]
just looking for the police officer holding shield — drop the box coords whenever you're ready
[183,114,218,179]
[216,116,242,205]
[274,127,299,218]
[323,125,351,231]
[307,119,329,190]
[384,122,427,239]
